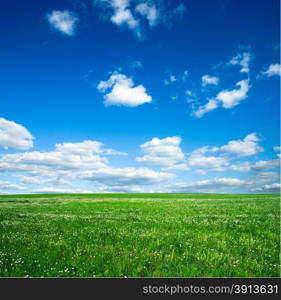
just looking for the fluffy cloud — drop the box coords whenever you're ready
[136,136,185,168]
[201,75,219,87]
[170,177,248,193]
[228,52,252,73]
[110,0,140,35]
[97,72,152,107]
[193,99,218,118]
[0,140,115,175]
[82,167,174,185]
[46,10,78,36]
[250,183,280,193]
[135,2,158,27]
[95,0,185,39]
[259,63,281,78]
[216,79,249,109]
[0,139,175,192]
[220,133,263,157]
[187,146,228,170]
[251,159,280,171]
[0,117,34,150]
[183,134,268,173]
[170,175,280,193]
[249,172,280,185]
[194,80,249,117]
[17,175,69,186]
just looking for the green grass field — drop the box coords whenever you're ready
[0,193,279,277]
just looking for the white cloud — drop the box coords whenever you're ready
[135,2,158,27]
[110,0,140,34]
[164,74,177,85]
[187,146,228,169]
[226,162,251,172]
[82,167,175,185]
[17,175,69,186]
[0,140,114,175]
[0,181,24,191]
[0,139,175,192]
[170,175,281,193]
[136,136,185,168]
[194,79,250,117]
[97,184,142,193]
[249,172,280,185]
[220,133,263,157]
[216,79,249,109]
[201,75,219,87]
[251,159,280,171]
[228,52,252,73]
[250,183,280,193]
[193,99,218,118]
[259,63,281,78]
[0,117,34,150]
[97,72,152,107]
[95,0,185,38]
[170,177,248,193]
[47,10,78,36]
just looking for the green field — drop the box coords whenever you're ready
[0,193,280,277]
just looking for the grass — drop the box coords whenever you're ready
[0,193,279,277]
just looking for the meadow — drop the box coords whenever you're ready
[0,193,279,277]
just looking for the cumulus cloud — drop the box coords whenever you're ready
[136,136,185,168]
[0,139,175,193]
[228,52,252,73]
[95,0,185,39]
[46,10,78,36]
[216,79,249,109]
[220,133,263,157]
[135,2,158,27]
[251,159,280,171]
[0,117,34,150]
[250,183,280,193]
[170,175,281,193]
[17,175,69,186]
[182,134,269,174]
[194,79,249,117]
[97,72,152,107]
[193,99,218,118]
[0,140,119,175]
[186,146,228,170]
[82,167,174,186]
[249,172,280,185]
[201,75,219,87]
[170,177,248,193]
[259,63,281,78]
[110,0,140,35]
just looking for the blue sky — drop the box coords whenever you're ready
[0,0,280,194]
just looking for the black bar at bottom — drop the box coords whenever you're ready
[0,278,280,299]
